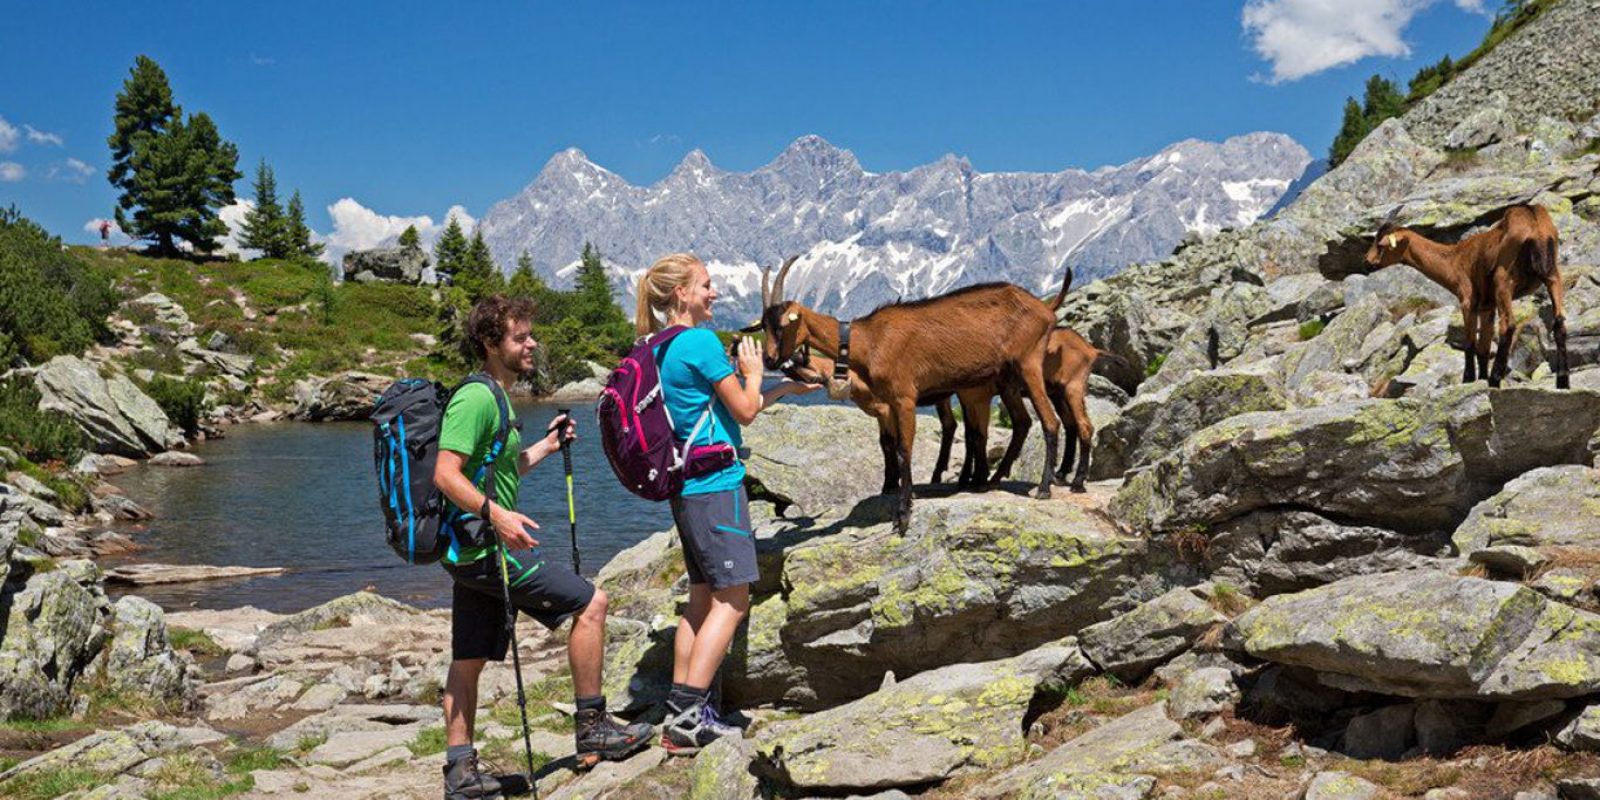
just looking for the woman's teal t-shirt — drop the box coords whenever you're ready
[655,327,745,495]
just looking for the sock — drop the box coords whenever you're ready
[575,694,605,713]
[667,683,709,713]
[446,743,475,765]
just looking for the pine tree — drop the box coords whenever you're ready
[454,229,503,301]
[398,224,420,250]
[285,191,323,260]
[1362,75,1405,122]
[1328,96,1370,167]
[573,242,619,327]
[107,56,240,256]
[238,159,287,258]
[433,216,469,279]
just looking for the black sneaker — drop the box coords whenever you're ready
[661,701,740,757]
[442,750,503,800]
[574,708,653,769]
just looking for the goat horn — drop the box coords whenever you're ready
[1380,204,1405,228]
[760,265,772,309]
[773,255,799,303]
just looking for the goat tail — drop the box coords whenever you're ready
[1524,236,1557,280]
[1050,267,1074,312]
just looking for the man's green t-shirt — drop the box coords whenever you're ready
[438,381,520,564]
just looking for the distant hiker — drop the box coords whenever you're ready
[433,294,651,798]
[632,253,819,754]
[98,219,111,248]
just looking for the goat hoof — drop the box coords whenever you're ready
[1031,486,1052,500]
[1069,483,1087,494]
[1558,376,1571,390]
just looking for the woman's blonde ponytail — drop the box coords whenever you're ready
[634,253,702,335]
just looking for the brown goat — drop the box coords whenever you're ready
[747,258,1066,530]
[942,326,1119,493]
[1366,203,1567,388]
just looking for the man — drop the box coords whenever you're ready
[433,295,652,799]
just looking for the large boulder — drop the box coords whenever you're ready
[741,404,969,518]
[97,596,193,711]
[738,495,1146,709]
[1452,465,1600,556]
[1111,386,1600,536]
[1077,585,1226,682]
[0,721,187,792]
[290,372,394,422]
[126,292,194,336]
[972,702,1221,799]
[753,641,1092,793]
[1279,294,1390,392]
[1206,510,1447,597]
[1444,92,1517,150]
[1090,364,1288,480]
[1227,571,1600,700]
[341,246,431,284]
[29,355,184,457]
[0,561,109,719]
[1141,283,1272,392]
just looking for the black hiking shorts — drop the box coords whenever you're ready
[442,549,595,662]
[669,485,758,591]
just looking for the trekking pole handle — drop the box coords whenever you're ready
[557,408,574,470]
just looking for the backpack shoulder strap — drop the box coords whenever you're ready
[454,373,514,520]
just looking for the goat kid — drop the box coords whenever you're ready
[1366,203,1567,388]
[747,258,1065,531]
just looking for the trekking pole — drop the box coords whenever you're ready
[558,409,580,575]
[497,541,538,796]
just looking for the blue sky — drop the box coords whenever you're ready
[1,1,1496,249]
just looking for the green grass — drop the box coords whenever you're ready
[0,767,106,800]
[294,732,328,756]
[224,745,285,776]
[168,626,224,657]
[1145,353,1167,377]
[408,726,448,757]
[1298,319,1326,340]
[11,457,89,512]
[145,751,254,800]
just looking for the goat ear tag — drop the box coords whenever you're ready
[1385,234,1398,248]
[785,312,799,324]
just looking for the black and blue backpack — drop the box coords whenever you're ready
[370,374,512,565]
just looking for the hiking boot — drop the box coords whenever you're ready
[661,700,741,757]
[574,708,653,768]
[443,750,503,800]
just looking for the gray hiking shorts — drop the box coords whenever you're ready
[669,485,758,591]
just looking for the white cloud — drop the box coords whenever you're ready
[319,198,474,266]
[45,157,95,183]
[215,200,260,258]
[0,117,17,153]
[24,125,62,146]
[1242,0,1487,83]
[0,162,24,182]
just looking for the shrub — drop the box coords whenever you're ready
[143,375,210,436]
[0,377,84,464]
[0,207,119,366]
[1299,319,1327,340]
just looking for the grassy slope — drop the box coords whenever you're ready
[75,247,460,400]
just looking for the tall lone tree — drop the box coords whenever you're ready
[238,158,287,258]
[107,55,240,256]
[433,215,470,280]
[398,224,421,250]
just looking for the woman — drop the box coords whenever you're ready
[634,252,816,754]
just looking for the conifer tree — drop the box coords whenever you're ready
[433,216,469,279]
[285,191,324,260]
[107,56,240,256]
[398,224,421,250]
[573,242,620,327]
[238,159,287,258]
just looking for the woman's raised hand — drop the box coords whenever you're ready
[736,336,764,377]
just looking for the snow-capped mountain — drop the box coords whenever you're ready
[477,133,1311,327]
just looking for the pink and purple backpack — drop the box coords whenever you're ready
[597,326,736,501]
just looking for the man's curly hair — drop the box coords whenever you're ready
[462,294,537,362]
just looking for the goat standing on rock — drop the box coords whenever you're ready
[1366,203,1568,389]
[745,257,1067,531]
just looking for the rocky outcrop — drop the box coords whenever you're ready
[544,361,611,403]
[1077,585,1226,682]
[99,596,192,710]
[341,246,432,285]
[1206,509,1448,597]
[27,355,183,457]
[0,561,107,719]
[753,641,1091,793]
[1111,386,1600,535]
[1228,571,1600,700]
[1090,364,1288,480]
[290,371,393,422]
[1452,465,1600,556]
